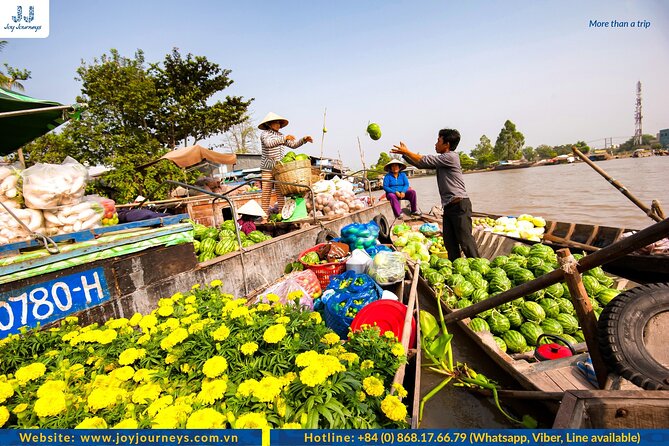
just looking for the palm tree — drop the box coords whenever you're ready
[0,40,10,87]
[0,40,31,91]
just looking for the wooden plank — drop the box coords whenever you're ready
[552,391,581,428]
[0,224,192,276]
[585,225,600,246]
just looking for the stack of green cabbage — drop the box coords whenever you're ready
[420,243,622,354]
[392,227,430,263]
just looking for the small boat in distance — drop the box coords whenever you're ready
[492,160,533,171]
[588,149,613,161]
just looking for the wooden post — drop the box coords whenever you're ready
[572,147,662,223]
[392,263,419,391]
[557,248,608,389]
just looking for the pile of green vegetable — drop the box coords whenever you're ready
[190,220,272,262]
[420,243,621,354]
[280,151,310,163]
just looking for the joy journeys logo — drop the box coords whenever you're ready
[0,0,49,38]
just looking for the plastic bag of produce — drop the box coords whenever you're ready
[42,201,104,235]
[368,251,406,285]
[0,207,44,244]
[0,164,23,206]
[257,276,314,310]
[321,271,382,337]
[22,157,89,209]
[346,249,372,274]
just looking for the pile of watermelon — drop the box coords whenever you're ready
[420,243,622,354]
[190,220,272,262]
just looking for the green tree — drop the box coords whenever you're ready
[23,48,251,202]
[150,48,252,148]
[573,141,590,154]
[470,135,497,168]
[494,120,525,161]
[535,144,557,159]
[368,152,391,179]
[459,152,476,171]
[0,40,31,91]
[522,146,536,162]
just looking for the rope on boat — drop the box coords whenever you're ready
[560,254,579,275]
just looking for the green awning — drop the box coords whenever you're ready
[0,87,73,156]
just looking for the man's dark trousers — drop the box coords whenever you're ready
[442,198,480,261]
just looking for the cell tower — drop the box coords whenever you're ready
[634,81,643,146]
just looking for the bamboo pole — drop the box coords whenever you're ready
[572,147,663,223]
[443,217,669,324]
[392,263,420,391]
[557,249,608,389]
[319,108,327,170]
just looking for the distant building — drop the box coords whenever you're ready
[660,129,669,148]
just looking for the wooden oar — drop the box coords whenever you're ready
[391,262,420,392]
[572,146,664,223]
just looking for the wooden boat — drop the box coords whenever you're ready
[553,390,669,428]
[393,215,646,407]
[588,149,612,161]
[492,160,533,171]
[472,210,669,284]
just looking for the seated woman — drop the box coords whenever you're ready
[236,200,266,235]
[383,159,420,219]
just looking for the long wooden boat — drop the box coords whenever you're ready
[472,211,669,284]
[394,215,643,407]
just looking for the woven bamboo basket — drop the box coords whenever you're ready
[272,159,312,196]
[311,167,324,185]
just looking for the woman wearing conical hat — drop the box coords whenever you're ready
[383,158,420,219]
[258,112,313,215]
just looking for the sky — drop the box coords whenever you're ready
[2,0,669,169]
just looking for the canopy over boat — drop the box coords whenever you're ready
[0,87,76,155]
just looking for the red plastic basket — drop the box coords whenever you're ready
[299,243,348,289]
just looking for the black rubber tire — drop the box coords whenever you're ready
[316,229,338,244]
[597,282,669,390]
[373,214,391,243]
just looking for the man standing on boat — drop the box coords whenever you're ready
[392,129,480,260]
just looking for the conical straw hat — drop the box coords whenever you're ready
[237,199,267,217]
[258,112,289,130]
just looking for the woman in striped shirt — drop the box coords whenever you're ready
[258,112,313,214]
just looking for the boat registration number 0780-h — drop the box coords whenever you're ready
[0,268,111,339]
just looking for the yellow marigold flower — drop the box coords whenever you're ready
[187,321,206,334]
[392,382,408,399]
[191,283,201,290]
[381,394,407,422]
[184,305,197,315]
[295,350,319,368]
[76,416,108,429]
[64,316,79,324]
[97,329,118,345]
[234,412,268,429]
[240,342,258,356]
[187,408,226,428]
[15,362,46,385]
[197,379,227,405]
[88,388,119,411]
[128,313,142,326]
[147,395,173,417]
[236,379,258,397]
[210,279,223,288]
[361,360,374,370]
[309,312,322,324]
[37,380,66,398]
[320,355,346,376]
[110,366,135,382]
[68,363,85,380]
[391,343,405,357]
[34,391,67,418]
[114,419,138,428]
[61,331,78,342]
[211,324,230,341]
[12,403,28,414]
[254,376,282,402]
[299,365,328,387]
[339,352,359,365]
[256,303,271,312]
[137,333,151,345]
[282,422,301,429]
[157,305,174,317]
[202,356,228,378]
[275,316,290,324]
[185,295,197,304]
[321,333,340,345]
[45,350,59,358]
[152,403,192,428]
[180,314,199,325]
[263,324,287,344]
[139,314,158,331]
[384,330,397,340]
[160,327,188,351]
[132,383,162,404]
[357,390,366,402]
[119,348,146,366]
[287,290,304,301]
[265,293,280,303]
[0,382,14,403]
[281,372,296,387]
[171,292,184,301]
[165,354,177,365]
[230,306,250,319]
[159,317,180,332]
[106,318,129,329]
[180,363,192,374]
[363,376,385,397]
[133,368,156,383]
[0,406,9,427]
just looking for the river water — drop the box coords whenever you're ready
[391,157,669,229]
[379,157,668,428]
